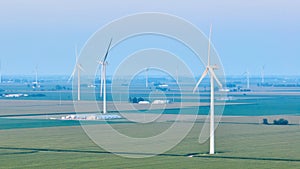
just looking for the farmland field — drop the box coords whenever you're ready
[0,115,300,168]
[1,84,300,168]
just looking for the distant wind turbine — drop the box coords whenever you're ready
[35,65,38,85]
[261,65,265,84]
[97,38,113,114]
[145,68,149,88]
[176,64,179,83]
[69,46,84,101]
[32,65,40,89]
[193,25,223,155]
[243,69,250,89]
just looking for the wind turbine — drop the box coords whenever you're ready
[145,68,149,88]
[193,25,223,155]
[35,65,38,85]
[69,46,84,101]
[243,69,250,89]
[32,65,40,89]
[176,64,179,83]
[261,65,265,84]
[98,38,113,114]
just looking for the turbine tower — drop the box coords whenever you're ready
[98,38,113,114]
[193,25,223,155]
[69,46,84,101]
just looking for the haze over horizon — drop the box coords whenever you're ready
[0,0,299,76]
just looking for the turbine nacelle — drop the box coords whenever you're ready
[68,63,85,83]
[97,61,108,65]
[209,64,219,70]
[193,65,222,93]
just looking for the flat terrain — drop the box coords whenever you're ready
[0,100,236,115]
[1,91,300,169]
[0,114,300,168]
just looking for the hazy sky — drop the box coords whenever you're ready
[0,0,299,76]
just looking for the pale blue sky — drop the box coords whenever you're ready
[0,0,299,76]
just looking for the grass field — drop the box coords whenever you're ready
[0,117,300,169]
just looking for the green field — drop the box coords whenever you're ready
[0,118,300,169]
[1,90,300,168]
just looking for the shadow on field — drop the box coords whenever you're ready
[0,147,300,162]
[193,154,300,162]
[194,120,300,126]
[0,150,39,155]
[194,121,261,125]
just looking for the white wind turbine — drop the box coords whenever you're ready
[261,65,265,84]
[176,64,179,83]
[32,65,40,88]
[145,68,149,88]
[69,46,84,101]
[98,38,113,114]
[35,65,38,85]
[193,25,223,155]
[243,69,250,89]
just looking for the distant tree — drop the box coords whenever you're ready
[29,94,46,97]
[263,118,268,125]
[274,118,288,125]
[132,97,138,103]
[129,97,132,103]
[55,85,63,90]
[137,97,144,103]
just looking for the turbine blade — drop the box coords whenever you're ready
[103,38,113,62]
[75,44,80,67]
[68,45,79,83]
[75,45,78,62]
[207,24,212,66]
[209,67,222,88]
[193,68,209,93]
[68,68,76,83]
[198,115,210,144]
